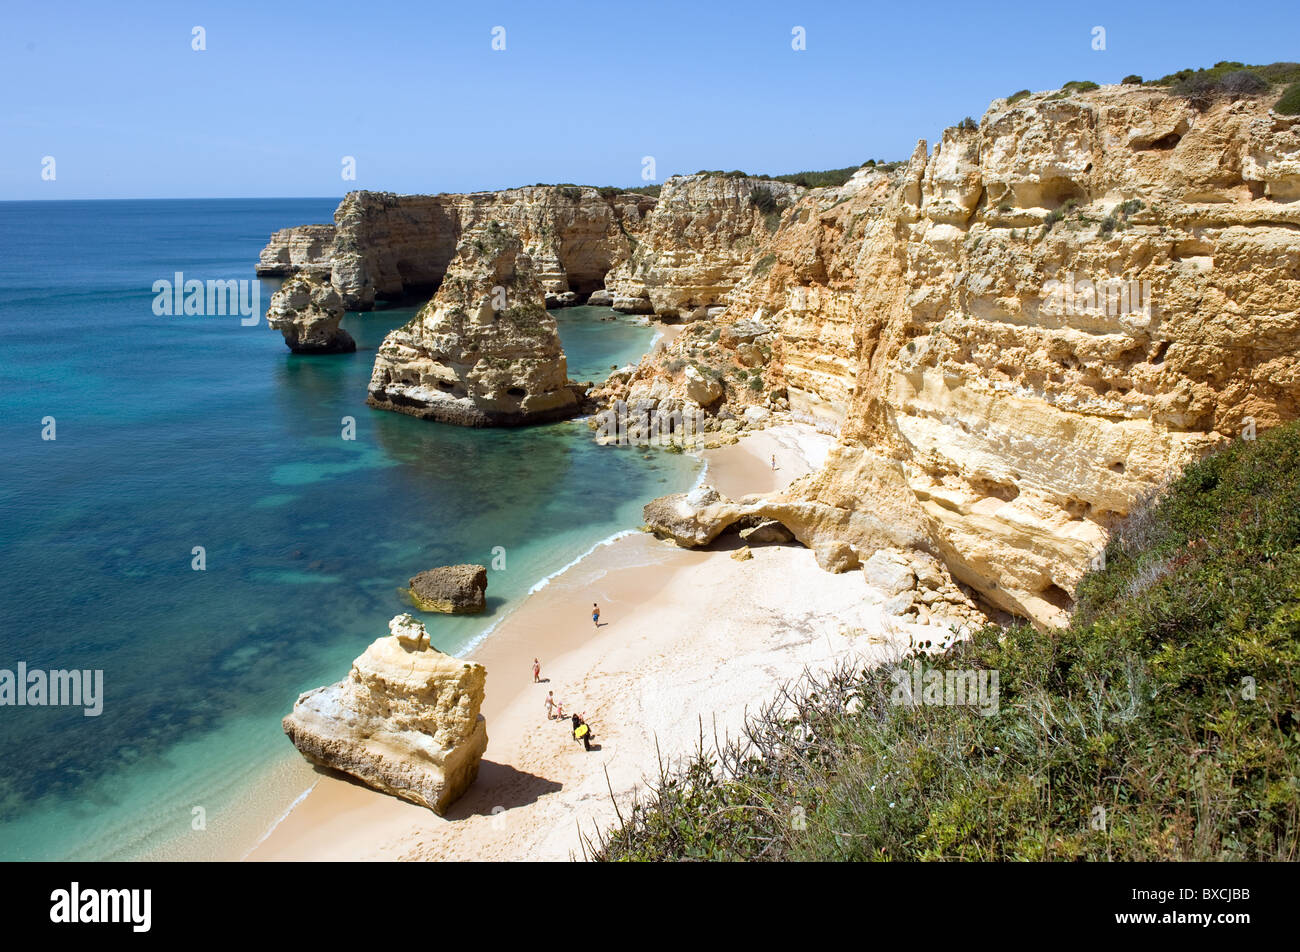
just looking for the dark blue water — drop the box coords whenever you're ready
[0,200,696,859]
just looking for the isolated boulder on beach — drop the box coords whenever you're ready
[282,614,488,814]
[409,564,488,614]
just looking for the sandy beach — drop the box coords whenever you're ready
[249,423,912,861]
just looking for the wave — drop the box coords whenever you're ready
[241,780,318,860]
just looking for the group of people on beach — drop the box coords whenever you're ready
[532,603,602,752]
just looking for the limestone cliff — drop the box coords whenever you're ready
[366,222,580,426]
[256,224,335,276]
[282,614,488,814]
[627,84,1300,628]
[603,173,804,319]
[264,187,655,310]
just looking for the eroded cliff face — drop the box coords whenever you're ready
[263,187,655,310]
[265,273,355,354]
[282,614,487,814]
[366,222,580,426]
[623,85,1300,627]
[603,173,804,319]
[256,224,335,276]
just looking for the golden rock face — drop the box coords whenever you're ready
[283,615,488,814]
[626,87,1300,627]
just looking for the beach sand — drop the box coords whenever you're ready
[248,423,909,861]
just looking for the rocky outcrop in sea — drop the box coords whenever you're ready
[366,222,581,426]
[265,273,355,354]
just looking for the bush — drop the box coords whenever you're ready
[767,166,863,189]
[1063,80,1100,93]
[1277,81,1300,115]
[1218,70,1269,97]
[1007,89,1031,105]
[1121,74,1143,85]
[957,116,978,132]
[1162,62,1295,108]
[591,422,1300,861]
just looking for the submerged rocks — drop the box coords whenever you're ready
[265,273,355,354]
[366,222,581,426]
[409,564,488,614]
[282,614,488,814]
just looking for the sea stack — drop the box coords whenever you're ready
[265,273,355,354]
[282,614,488,814]
[366,222,581,426]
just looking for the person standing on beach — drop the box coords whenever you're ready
[532,658,541,683]
[771,453,777,471]
[592,603,600,628]
[571,713,594,751]
[544,691,556,720]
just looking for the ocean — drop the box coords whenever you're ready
[0,198,698,860]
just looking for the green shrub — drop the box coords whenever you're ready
[1121,74,1143,85]
[1277,81,1300,115]
[592,422,1300,861]
[1007,89,1031,104]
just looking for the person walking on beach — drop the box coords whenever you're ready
[771,453,777,471]
[544,691,556,720]
[532,658,541,683]
[592,603,600,628]
[571,713,595,751]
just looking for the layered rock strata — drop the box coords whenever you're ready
[256,224,336,277]
[629,85,1300,628]
[262,187,656,310]
[603,173,804,320]
[282,614,488,814]
[366,223,580,426]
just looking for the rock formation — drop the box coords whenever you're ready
[256,224,336,277]
[282,614,488,814]
[409,564,487,613]
[603,173,804,320]
[625,83,1300,627]
[366,223,581,426]
[263,187,655,310]
[259,74,1300,631]
[265,273,355,354]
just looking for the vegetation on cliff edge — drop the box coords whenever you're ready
[590,423,1300,861]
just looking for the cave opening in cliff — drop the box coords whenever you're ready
[1041,583,1074,612]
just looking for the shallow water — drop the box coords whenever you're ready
[0,199,698,860]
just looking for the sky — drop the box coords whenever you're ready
[3,0,1298,200]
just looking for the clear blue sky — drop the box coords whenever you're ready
[3,0,1297,199]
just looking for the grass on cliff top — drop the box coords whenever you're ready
[1148,61,1300,110]
[589,423,1300,861]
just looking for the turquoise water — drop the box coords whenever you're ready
[0,199,698,860]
